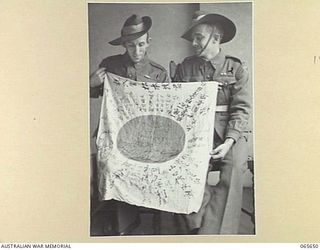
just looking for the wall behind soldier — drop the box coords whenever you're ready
[200,2,254,159]
[88,3,198,153]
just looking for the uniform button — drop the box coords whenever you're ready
[207,75,211,79]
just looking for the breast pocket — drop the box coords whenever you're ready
[214,76,237,86]
[215,75,237,104]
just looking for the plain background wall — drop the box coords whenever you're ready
[89,3,198,152]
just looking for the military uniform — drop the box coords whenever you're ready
[174,49,251,234]
[90,53,169,98]
[91,52,169,235]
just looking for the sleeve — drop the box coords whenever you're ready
[159,69,170,83]
[172,63,183,82]
[89,59,108,98]
[225,63,251,142]
[90,85,104,98]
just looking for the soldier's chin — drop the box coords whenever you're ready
[131,56,142,63]
[194,48,202,56]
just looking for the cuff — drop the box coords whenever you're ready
[90,85,103,98]
[225,128,241,142]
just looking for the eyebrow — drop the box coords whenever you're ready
[192,32,205,37]
[127,41,146,46]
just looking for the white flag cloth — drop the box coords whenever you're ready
[96,73,218,214]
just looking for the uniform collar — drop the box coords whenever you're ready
[123,52,149,68]
[209,49,225,68]
[134,53,149,69]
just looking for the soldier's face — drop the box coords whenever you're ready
[124,34,150,63]
[191,24,217,57]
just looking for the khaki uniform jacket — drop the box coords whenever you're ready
[173,50,251,234]
[90,52,169,234]
[173,50,251,143]
[90,53,169,98]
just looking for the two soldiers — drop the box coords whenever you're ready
[90,11,251,235]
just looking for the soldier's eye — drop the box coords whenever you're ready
[193,35,204,42]
[139,42,145,46]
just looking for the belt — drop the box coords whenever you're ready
[216,105,229,112]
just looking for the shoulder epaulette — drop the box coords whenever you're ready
[149,60,166,72]
[105,54,123,63]
[182,55,200,64]
[226,55,242,64]
[99,54,123,67]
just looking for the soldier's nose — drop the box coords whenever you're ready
[192,39,198,47]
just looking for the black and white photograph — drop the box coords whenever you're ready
[88,2,254,236]
[3,0,320,245]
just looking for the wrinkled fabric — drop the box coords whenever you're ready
[96,73,218,213]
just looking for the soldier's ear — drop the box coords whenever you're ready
[212,34,221,44]
[147,36,152,44]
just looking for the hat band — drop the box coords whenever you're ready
[121,22,145,36]
[191,14,206,24]
[195,14,206,20]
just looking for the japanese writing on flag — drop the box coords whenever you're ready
[96,73,218,214]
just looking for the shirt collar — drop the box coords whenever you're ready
[134,53,149,69]
[123,52,149,68]
[209,49,226,68]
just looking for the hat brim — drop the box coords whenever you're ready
[109,16,152,46]
[181,14,236,44]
